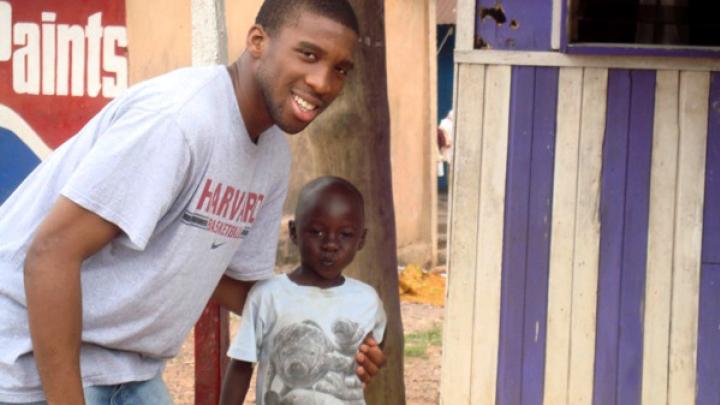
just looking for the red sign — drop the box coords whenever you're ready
[0,0,128,149]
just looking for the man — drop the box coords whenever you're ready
[0,1,384,404]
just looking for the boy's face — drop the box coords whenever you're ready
[291,187,366,282]
[255,11,357,134]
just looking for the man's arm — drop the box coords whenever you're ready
[220,359,253,405]
[24,196,120,405]
[210,275,255,315]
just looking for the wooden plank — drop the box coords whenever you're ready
[551,0,562,50]
[593,69,632,405]
[641,70,680,405]
[567,67,607,405]
[495,66,559,405]
[697,72,720,405]
[454,49,720,73]
[615,69,655,405]
[667,71,710,405]
[594,69,655,405]
[702,73,720,265]
[475,0,553,51]
[543,66,584,405]
[455,0,476,51]
[470,64,511,405]
[497,66,534,405]
[521,66,559,405]
[697,264,720,405]
[440,63,486,405]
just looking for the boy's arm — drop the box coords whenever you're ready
[24,197,120,405]
[220,359,254,405]
[211,276,256,315]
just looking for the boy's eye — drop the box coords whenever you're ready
[308,229,323,237]
[301,50,317,61]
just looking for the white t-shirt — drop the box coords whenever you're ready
[228,274,387,405]
[0,65,290,403]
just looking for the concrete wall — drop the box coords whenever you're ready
[385,0,437,267]
[127,0,436,267]
[125,0,191,84]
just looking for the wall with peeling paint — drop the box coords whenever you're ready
[474,0,553,51]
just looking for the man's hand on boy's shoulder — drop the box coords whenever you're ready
[355,335,386,386]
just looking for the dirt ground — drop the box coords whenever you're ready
[163,301,444,404]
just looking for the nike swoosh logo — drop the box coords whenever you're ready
[211,242,225,249]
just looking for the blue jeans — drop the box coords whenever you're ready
[1,374,173,405]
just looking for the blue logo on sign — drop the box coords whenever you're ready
[0,127,41,204]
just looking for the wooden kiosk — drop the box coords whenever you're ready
[441,1,720,404]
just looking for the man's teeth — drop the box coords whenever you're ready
[293,95,317,112]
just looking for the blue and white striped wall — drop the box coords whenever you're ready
[441,62,720,405]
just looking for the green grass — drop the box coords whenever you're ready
[404,324,442,359]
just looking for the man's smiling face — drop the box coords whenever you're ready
[255,12,357,134]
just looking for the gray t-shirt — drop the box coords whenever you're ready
[0,65,290,403]
[228,274,387,405]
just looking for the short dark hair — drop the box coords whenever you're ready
[295,176,364,221]
[255,0,359,36]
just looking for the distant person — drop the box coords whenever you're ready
[0,1,385,404]
[437,109,454,189]
[220,176,386,405]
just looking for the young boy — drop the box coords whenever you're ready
[220,176,387,405]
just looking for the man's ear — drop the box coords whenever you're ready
[246,24,267,58]
[357,228,367,250]
[289,220,298,245]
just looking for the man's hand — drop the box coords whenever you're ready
[355,335,386,386]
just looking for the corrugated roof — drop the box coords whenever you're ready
[437,0,457,25]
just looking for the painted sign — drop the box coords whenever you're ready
[0,0,128,202]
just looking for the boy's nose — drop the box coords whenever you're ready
[321,235,339,251]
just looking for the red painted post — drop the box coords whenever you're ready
[194,302,229,405]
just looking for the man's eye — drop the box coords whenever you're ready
[335,66,348,77]
[301,51,317,61]
[341,232,354,238]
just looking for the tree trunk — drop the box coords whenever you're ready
[286,0,405,403]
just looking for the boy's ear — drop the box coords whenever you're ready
[288,220,298,245]
[246,24,267,58]
[357,228,367,250]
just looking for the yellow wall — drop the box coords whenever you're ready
[226,0,263,61]
[125,0,192,84]
[386,0,436,265]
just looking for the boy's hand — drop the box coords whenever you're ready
[355,335,386,386]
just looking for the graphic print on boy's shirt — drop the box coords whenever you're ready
[182,177,265,240]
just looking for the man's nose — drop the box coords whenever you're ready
[306,65,336,96]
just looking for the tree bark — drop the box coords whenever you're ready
[286,0,405,403]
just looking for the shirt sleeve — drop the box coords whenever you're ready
[224,166,289,281]
[227,283,266,363]
[60,108,191,251]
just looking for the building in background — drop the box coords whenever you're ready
[436,0,455,192]
[442,0,720,404]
